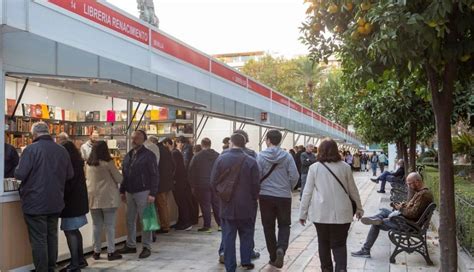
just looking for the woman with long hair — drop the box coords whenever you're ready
[86,141,123,261]
[60,141,89,271]
[299,138,364,272]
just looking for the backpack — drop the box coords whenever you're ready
[214,154,247,202]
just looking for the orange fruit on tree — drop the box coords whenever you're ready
[360,2,371,11]
[345,3,353,11]
[364,22,373,33]
[357,17,366,27]
[357,26,366,34]
[327,4,338,14]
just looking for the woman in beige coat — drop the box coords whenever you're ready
[299,138,364,272]
[86,141,123,261]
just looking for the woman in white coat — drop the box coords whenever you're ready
[299,138,364,272]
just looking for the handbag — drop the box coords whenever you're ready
[142,203,161,232]
[320,162,357,215]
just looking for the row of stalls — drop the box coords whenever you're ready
[0,0,362,270]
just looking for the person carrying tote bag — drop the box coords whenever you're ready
[299,138,364,272]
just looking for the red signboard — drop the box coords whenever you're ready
[151,31,210,71]
[289,101,302,112]
[247,79,271,98]
[313,112,321,121]
[48,0,149,45]
[303,108,312,117]
[271,92,289,106]
[211,61,247,87]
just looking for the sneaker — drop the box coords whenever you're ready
[117,245,137,254]
[251,250,260,259]
[92,252,100,260]
[198,227,212,233]
[370,178,379,183]
[351,248,371,258]
[217,226,222,232]
[79,259,88,268]
[361,217,383,225]
[241,263,255,270]
[274,248,285,268]
[107,252,123,261]
[185,225,193,231]
[219,254,225,264]
[139,248,151,259]
[377,190,386,194]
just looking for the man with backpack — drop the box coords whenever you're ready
[211,133,260,272]
[257,130,299,268]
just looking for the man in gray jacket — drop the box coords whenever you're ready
[15,122,74,272]
[257,130,299,268]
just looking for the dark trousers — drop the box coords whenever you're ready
[314,223,351,272]
[64,229,86,269]
[194,186,221,228]
[363,208,399,250]
[259,195,291,262]
[222,218,254,272]
[23,213,59,272]
[219,207,257,256]
[173,185,194,228]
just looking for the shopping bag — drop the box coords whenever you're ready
[142,204,160,232]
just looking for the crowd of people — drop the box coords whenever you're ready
[4,121,433,272]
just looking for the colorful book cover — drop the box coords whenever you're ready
[107,110,116,122]
[78,111,86,122]
[61,109,65,121]
[168,107,176,120]
[144,110,151,121]
[48,106,55,120]
[55,107,62,120]
[41,104,49,119]
[120,111,127,122]
[6,99,16,116]
[150,110,159,121]
[93,111,100,122]
[159,107,169,120]
[100,111,107,122]
[85,111,94,122]
[22,104,31,117]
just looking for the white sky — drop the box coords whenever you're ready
[106,0,309,57]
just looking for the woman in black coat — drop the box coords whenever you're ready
[60,141,89,271]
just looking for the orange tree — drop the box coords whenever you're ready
[300,0,474,270]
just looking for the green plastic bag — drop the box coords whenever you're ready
[142,204,160,232]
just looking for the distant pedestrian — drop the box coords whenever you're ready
[4,142,19,178]
[80,130,99,161]
[353,152,361,171]
[211,133,260,272]
[154,137,175,234]
[257,130,299,268]
[193,144,202,154]
[222,137,230,151]
[360,153,368,172]
[300,144,316,199]
[15,122,74,272]
[370,152,379,176]
[378,151,388,173]
[60,141,89,270]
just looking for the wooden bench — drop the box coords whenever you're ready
[387,202,437,265]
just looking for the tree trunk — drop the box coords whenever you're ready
[409,120,417,172]
[426,61,457,271]
[396,140,403,160]
[401,141,409,179]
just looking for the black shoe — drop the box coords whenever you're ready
[107,251,123,261]
[377,190,386,194]
[370,178,379,183]
[117,245,137,254]
[156,229,169,234]
[152,232,157,243]
[241,263,255,270]
[351,248,371,258]
[251,250,260,259]
[63,265,80,272]
[273,248,284,268]
[79,259,88,268]
[92,252,100,260]
[361,217,383,225]
[219,254,225,264]
[139,248,151,259]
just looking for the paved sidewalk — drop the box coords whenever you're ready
[83,171,440,271]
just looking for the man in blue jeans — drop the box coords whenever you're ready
[371,159,405,193]
[352,172,433,258]
[211,133,260,272]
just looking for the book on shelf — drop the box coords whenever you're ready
[107,110,116,122]
[6,99,16,116]
[168,107,176,120]
[78,111,86,122]
[41,104,49,119]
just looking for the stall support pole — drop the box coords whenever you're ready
[126,100,133,152]
[279,131,288,147]
[233,121,236,132]
[10,78,28,120]
[134,104,149,131]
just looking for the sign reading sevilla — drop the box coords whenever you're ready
[48,0,149,45]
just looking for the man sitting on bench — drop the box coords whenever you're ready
[370,159,405,193]
[352,172,433,258]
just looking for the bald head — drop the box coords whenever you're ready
[406,172,424,191]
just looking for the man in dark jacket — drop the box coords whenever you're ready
[4,142,19,178]
[300,144,316,199]
[15,122,74,272]
[294,145,304,189]
[176,136,193,170]
[164,138,194,230]
[118,130,159,259]
[188,137,220,232]
[211,133,260,271]
[155,137,175,234]
[371,159,405,193]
